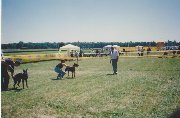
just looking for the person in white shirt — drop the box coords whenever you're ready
[110,47,119,74]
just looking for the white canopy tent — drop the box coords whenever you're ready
[103,45,112,53]
[103,45,112,48]
[59,44,80,56]
[103,45,120,49]
[112,45,120,49]
[135,46,143,51]
[103,45,120,53]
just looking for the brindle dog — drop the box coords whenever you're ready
[13,69,28,89]
[65,63,79,78]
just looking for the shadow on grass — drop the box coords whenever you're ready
[169,108,180,118]
[51,77,75,80]
[87,111,124,117]
[106,74,115,75]
[51,78,63,80]
[66,76,76,79]
[2,88,23,92]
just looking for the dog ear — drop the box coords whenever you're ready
[26,68,28,71]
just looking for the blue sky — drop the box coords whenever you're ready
[1,0,180,43]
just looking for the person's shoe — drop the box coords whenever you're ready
[113,72,118,75]
[57,76,62,80]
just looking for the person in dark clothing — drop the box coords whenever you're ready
[54,60,67,79]
[1,61,10,91]
[147,46,151,55]
[177,46,180,54]
[1,58,21,91]
[140,47,145,56]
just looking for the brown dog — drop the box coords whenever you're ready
[65,63,79,78]
[13,69,28,89]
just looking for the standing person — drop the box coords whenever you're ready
[1,61,10,91]
[110,47,119,75]
[70,50,74,57]
[4,58,21,77]
[140,47,145,56]
[79,49,83,57]
[137,46,141,56]
[54,60,67,79]
[74,51,79,64]
[1,58,21,91]
[147,46,151,55]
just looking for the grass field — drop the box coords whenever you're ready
[1,57,180,117]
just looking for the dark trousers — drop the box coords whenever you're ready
[112,59,118,73]
[1,71,10,91]
[54,67,66,78]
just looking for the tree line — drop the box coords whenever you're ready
[1,40,179,49]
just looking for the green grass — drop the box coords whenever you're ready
[1,57,180,117]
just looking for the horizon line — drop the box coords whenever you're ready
[2,40,179,44]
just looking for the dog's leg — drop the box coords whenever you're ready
[14,80,17,89]
[72,72,73,78]
[17,80,21,87]
[22,79,25,89]
[74,71,75,78]
[68,71,69,76]
[25,79,28,88]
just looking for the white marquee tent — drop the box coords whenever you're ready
[59,44,80,56]
[103,45,120,53]
[103,45,112,48]
[103,45,112,53]
[135,46,143,51]
[103,45,120,48]
[112,45,120,48]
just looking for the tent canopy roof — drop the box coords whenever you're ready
[60,44,80,50]
[112,45,120,47]
[104,45,120,48]
[104,45,112,48]
[135,46,143,47]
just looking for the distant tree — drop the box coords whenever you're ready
[173,40,177,46]
[58,42,65,49]
[26,42,34,49]
[2,41,178,49]
[16,41,24,49]
[1,44,8,49]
